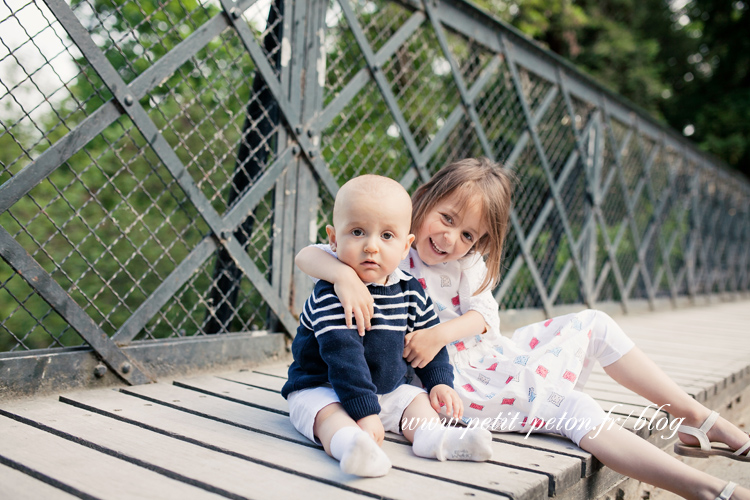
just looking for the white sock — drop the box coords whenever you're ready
[412,426,493,462]
[329,427,391,477]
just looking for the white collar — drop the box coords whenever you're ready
[458,251,483,269]
[366,267,410,287]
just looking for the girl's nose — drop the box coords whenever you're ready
[444,229,456,246]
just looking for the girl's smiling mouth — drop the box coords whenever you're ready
[430,238,447,255]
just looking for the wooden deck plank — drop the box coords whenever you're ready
[175,375,584,496]
[119,381,546,500]
[0,398,368,500]
[583,377,706,404]
[229,366,598,477]
[220,371,287,392]
[0,411,226,500]
[222,369,669,432]
[589,363,726,387]
[586,370,717,402]
[62,388,521,500]
[200,371,593,482]
[614,353,742,377]
[2,300,749,500]
[0,462,80,500]
[254,364,295,378]
[625,338,750,359]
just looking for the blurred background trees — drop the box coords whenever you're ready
[474,0,749,178]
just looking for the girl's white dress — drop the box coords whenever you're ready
[400,248,594,431]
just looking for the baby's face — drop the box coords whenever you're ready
[328,192,413,284]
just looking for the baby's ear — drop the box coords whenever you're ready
[326,225,337,251]
[402,234,415,259]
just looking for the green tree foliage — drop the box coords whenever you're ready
[472,0,749,177]
[661,0,750,172]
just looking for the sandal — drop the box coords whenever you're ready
[673,411,750,462]
[717,481,737,500]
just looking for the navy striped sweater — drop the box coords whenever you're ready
[281,271,453,421]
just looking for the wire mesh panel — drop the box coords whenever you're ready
[305,0,750,316]
[1,0,749,391]
[0,0,301,387]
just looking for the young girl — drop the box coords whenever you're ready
[296,158,750,500]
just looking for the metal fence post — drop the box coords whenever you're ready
[289,0,329,316]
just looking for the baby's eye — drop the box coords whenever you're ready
[351,228,364,236]
[463,232,473,242]
[382,232,394,240]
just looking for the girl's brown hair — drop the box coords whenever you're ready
[411,157,514,294]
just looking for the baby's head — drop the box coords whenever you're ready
[327,175,414,285]
[411,157,514,293]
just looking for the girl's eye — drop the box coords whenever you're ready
[441,213,453,225]
[463,232,473,242]
[352,228,364,236]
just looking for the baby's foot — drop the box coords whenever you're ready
[412,426,493,462]
[339,431,392,477]
[443,427,493,461]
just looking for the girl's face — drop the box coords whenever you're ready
[414,191,487,266]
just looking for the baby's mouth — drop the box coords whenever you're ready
[430,238,447,255]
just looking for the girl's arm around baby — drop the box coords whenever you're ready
[296,245,374,335]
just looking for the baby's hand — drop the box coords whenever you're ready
[404,326,447,368]
[429,384,463,420]
[334,273,374,336]
[357,414,385,445]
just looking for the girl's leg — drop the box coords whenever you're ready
[604,345,750,452]
[581,423,750,500]
[527,391,746,499]
[578,310,748,452]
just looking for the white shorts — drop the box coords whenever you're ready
[287,384,427,444]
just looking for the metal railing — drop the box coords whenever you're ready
[1,0,749,393]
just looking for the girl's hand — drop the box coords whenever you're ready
[295,246,374,336]
[333,269,374,336]
[357,414,385,445]
[429,384,463,420]
[404,326,447,368]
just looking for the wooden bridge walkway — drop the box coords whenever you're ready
[1,300,749,500]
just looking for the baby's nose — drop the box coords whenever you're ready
[364,237,379,253]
